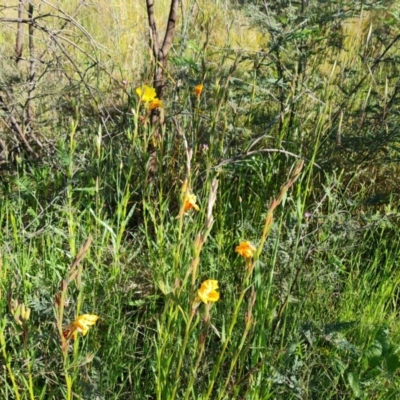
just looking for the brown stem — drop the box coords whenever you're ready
[26,1,35,124]
[15,0,25,66]
[156,0,179,98]
[145,0,180,127]
[146,0,160,60]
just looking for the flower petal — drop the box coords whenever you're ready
[149,99,163,110]
[201,279,218,291]
[136,85,157,103]
[207,290,220,302]
[197,289,209,304]
[235,241,256,258]
[184,193,200,212]
[80,314,100,325]
[195,84,204,97]
[66,314,99,340]
[197,280,220,304]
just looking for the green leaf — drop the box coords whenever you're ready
[331,255,347,272]
[347,371,362,398]
[366,341,383,368]
[332,357,346,374]
[386,353,400,373]
[376,326,391,355]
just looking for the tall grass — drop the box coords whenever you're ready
[1,0,400,399]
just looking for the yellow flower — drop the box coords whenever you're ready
[63,314,99,340]
[184,193,200,212]
[235,241,256,258]
[195,84,203,97]
[149,98,163,110]
[136,85,157,103]
[197,280,220,304]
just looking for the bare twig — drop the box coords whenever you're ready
[26,1,36,125]
[215,148,320,169]
[15,0,25,66]
[0,94,38,157]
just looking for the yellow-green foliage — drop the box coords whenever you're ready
[0,0,263,83]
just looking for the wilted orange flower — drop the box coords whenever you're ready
[195,84,203,97]
[63,314,99,340]
[184,193,200,212]
[149,98,163,110]
[136,85,157,103]
[235,241,256,258]
[197,280,220,304]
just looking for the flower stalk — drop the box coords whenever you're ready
[54,236,95,399]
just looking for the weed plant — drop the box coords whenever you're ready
[1,0,400,399]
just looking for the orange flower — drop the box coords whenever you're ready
[235,241,256,258]
[197,280,220,304]
[149,98,163,110]
[184,193,200,212]
[195,84,203,97]
[63,314,99,340]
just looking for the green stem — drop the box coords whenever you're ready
[218,309,253,399]
[25,349,35,400]
[183,342,205,400]
[0,320,21,400]
[170,310,196,399]
[183,311,210,400]
[65,373,73,400]
[205,283,250,399]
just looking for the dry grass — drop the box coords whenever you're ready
[0,0,264,84]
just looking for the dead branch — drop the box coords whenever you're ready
[26,1,36,124]
[15,0,25,66]
[0,94,39,157]
[0,2,124,158]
